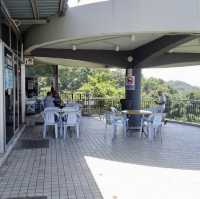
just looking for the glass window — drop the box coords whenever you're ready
[4,48,14,144]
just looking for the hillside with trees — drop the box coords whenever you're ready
[26,65,200,101]
[26,66,200,122]
[168,80,200,93]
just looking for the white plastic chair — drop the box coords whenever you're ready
[62,106,81,118]
[143,113,164,142]
[62,111,80,139]
[26,100,36,114]
[105,111,128,136]
[43,107,61,139]
[140,106,161,137]
[110,107,118,113]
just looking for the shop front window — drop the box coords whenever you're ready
[4,48,14,143]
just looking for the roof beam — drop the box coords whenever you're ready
[131,34,198,67]
[31,48,128,68]
[142,53,200,68]
[30,0,40,19]
[15,19,48,25]
[58,0,68,16]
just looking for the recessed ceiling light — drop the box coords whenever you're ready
[115,45,120,52]
[72,45,77,51]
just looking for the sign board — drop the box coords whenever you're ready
[126,75,135,90]
[4,53,14,89]
[125,69,135,91]
[25,57,34,65]
[4,68,14,89]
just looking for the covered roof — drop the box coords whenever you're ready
[3,0,68,32]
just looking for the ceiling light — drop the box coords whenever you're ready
[72,45,77,51]
[115,45,120,52]
[127,56,134,63]
[131,34,135,42]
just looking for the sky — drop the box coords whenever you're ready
[142,66,200,87]
[68,0,200,88]
[68,0,78,7]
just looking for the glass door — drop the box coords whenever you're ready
[4,48,14,144]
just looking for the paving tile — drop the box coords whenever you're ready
[0,117,200,199]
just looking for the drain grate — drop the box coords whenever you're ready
[15,139,49,149]
[6,197,47,199]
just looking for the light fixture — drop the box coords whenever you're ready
[72,44,77,51]
[115,45,120,52]
[127,56,134,63]
[131,34,135,42]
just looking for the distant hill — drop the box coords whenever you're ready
[168,80,200,92]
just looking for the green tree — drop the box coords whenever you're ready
[79,71,124,98]
[59,66,93,91]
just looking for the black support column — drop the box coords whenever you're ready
[125,68,141,127]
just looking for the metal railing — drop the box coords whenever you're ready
[167,100,200,123]
[141,99,200,123]
[60,93,200,123]
[61,95,121,116]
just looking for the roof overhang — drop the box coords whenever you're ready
[3,0,68,33]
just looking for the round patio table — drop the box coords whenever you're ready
[121,110,152,116]
[121,110,153,133]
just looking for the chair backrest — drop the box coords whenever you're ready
[64,101,76,106]
[43,107,60,124]
[146,107,156,113]
[62,106,78,112]
[62,111,79,125]
[105,111,115,125]
[152,113,163,127]
[110,107,118,113]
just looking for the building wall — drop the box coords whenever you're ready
[0,13,25,153]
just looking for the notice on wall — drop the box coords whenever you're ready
[125,69,135,91]
[126,75,135,90]
[25,57,34,66]
[4,68,14,89]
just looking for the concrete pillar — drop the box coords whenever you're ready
[125,68,141,127]
[125,68,141,109]
[0,40,5,153]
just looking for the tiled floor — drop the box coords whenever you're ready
[0,117,200,199]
